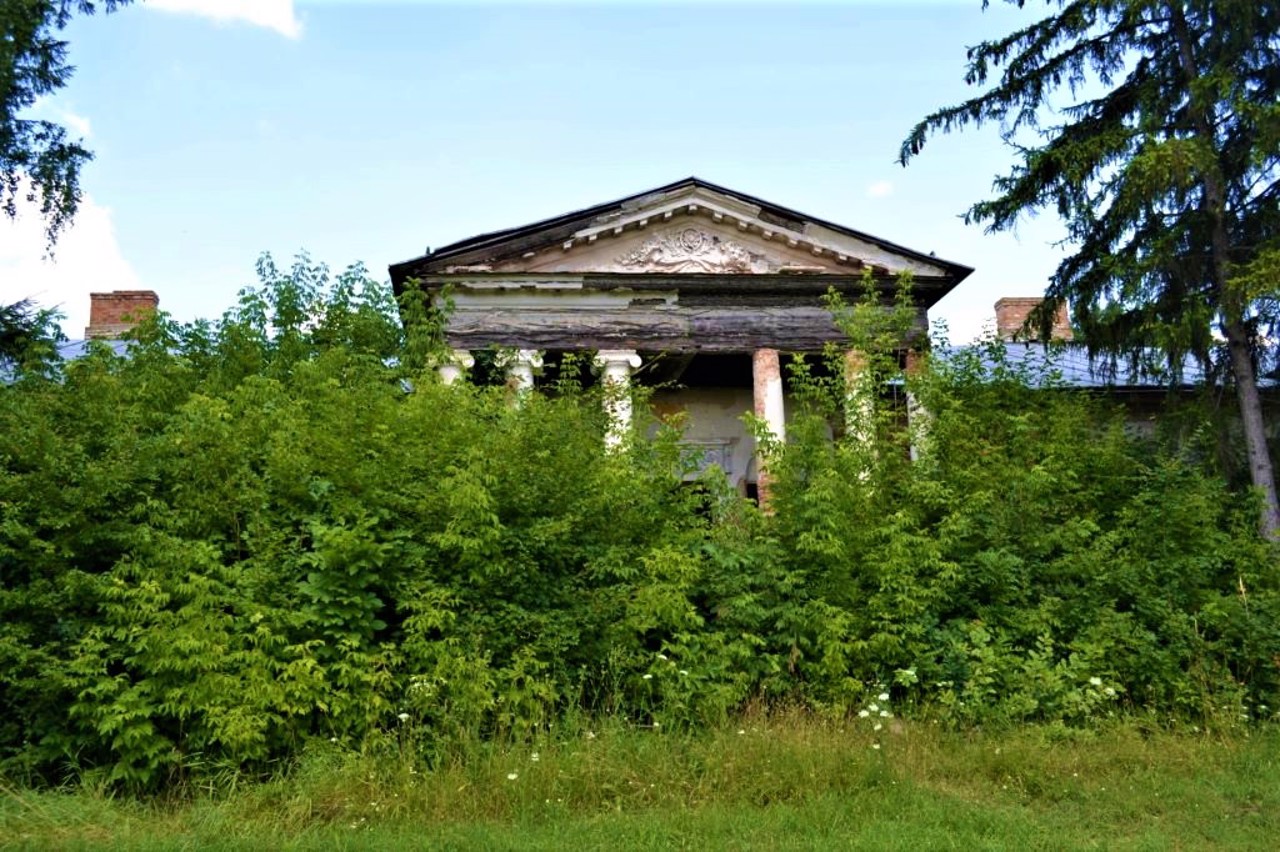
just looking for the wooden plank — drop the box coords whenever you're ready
[442,306,926,353]
[420,273,957,308]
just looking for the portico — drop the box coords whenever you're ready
[390,178,971,499]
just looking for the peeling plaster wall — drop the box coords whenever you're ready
[649,387,810,491]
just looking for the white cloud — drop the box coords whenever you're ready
[60,109,93,139]
[144,0,302,39]
[1,187,143,340]
[866,180,894,199]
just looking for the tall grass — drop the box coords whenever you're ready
[4,713,1277,850]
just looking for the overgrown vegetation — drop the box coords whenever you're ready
[4,718,1279,850]
[1,256,1277,792]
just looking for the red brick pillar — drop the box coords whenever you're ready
[752,348,784,508]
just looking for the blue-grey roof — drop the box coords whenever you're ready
[2,338,134,384]
[56,338,133,360]
[945,342,1268,390]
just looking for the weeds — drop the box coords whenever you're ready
[3,716,1277,849]
[1,259,1277,791]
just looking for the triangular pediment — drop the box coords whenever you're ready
[484,220,849,275]
[390,179,973,296]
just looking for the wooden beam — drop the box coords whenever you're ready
[442,306,926,352]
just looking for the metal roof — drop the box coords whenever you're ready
[945,342,1270,390]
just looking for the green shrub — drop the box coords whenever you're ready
[1,257,1275,789]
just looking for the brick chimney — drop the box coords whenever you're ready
[994,297,1073,342]
[85,290,159,339]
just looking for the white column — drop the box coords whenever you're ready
[752,348,785,506]
[904,349,929,461]
[438,349,474,385]
[595,349,642,450]
[502,349,543,396]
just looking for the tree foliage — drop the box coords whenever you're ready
[0,297,61,372]
[2,0,132,246]
[1,257,1275,789]
[900,0,1280,537]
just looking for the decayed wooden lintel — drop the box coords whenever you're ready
[419,274,955,309]
[442,306,928,353]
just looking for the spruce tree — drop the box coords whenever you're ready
[901,0,1280,539]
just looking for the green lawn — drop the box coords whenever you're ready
[4,718,1277,850]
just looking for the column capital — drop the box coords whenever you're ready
[496,349,544,371]
[499,348,543,396]
[439,349,475,385]
[594,349,642,371]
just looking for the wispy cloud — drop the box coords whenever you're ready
[59,109,92,138]
[144,0,302,39]
[866,180,894,199]
[29,98,92,138]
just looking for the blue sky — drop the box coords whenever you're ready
[3,0,1074,342]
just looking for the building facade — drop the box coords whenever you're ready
[389,178,972,496]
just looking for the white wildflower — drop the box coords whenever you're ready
[869,703,879,712]
[879,710,890,718]
[872,743,881,750]
[397,712,410,722]
[874,723,883,732]
[1089,676,1103,687]
[858,709,870,718]
[878,692,890,702]
[657,653,668,661]
[531,752,540,763]
[507,772,519,781]
[642,674,653,680]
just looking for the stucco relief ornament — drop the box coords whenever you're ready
[613,228,779,273]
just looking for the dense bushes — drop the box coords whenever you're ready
[1,257,1276,788]
[764,341,1278,725]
